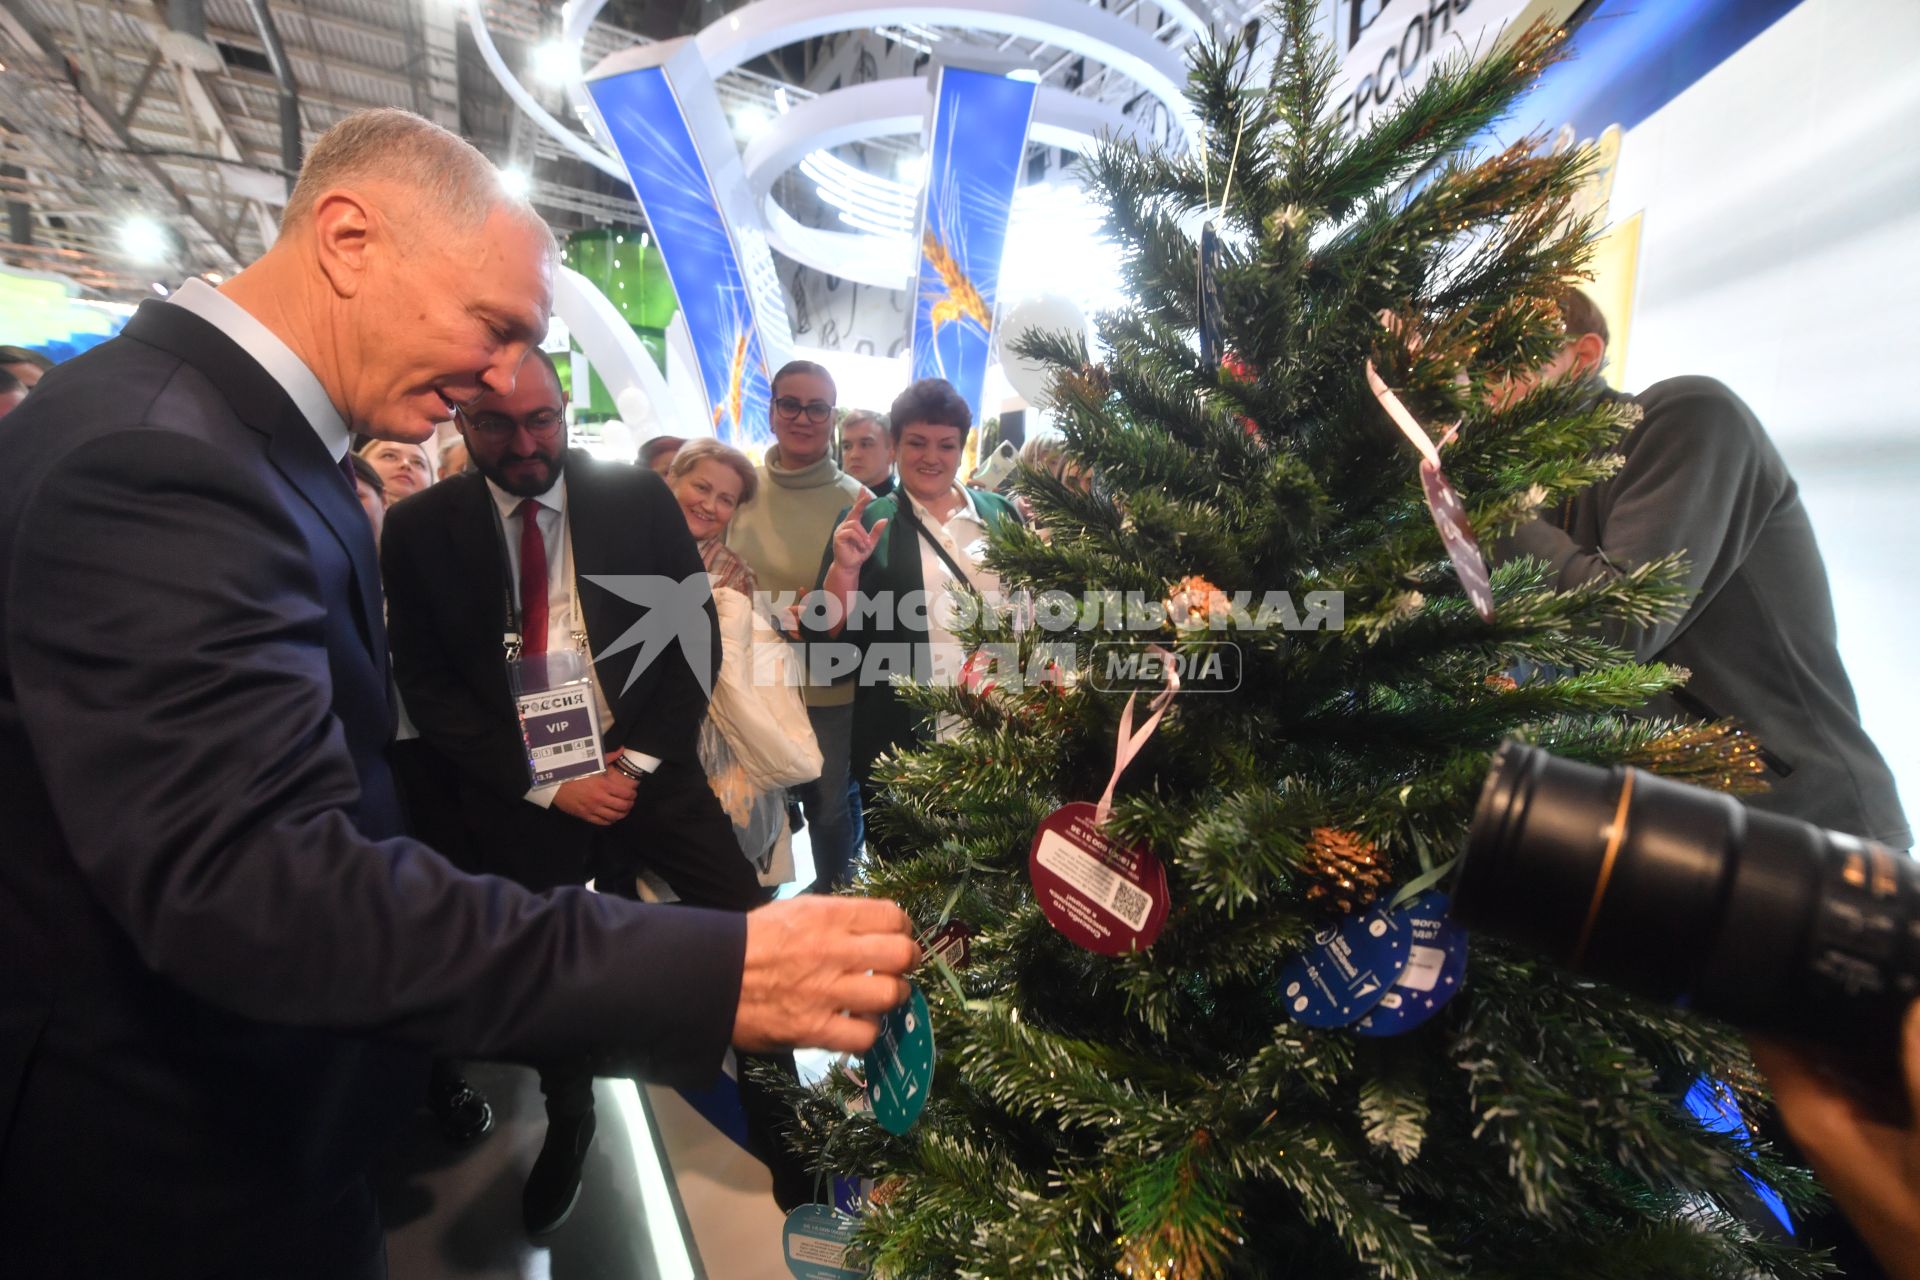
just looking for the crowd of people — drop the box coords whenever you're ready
[0,106,1915,1279]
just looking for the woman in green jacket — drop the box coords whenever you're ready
[815,377,1022,791]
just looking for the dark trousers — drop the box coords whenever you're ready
[397,750,798,1185]
[798,702,865,892]
[547,762,805,1205]
[591,757,768,909]
[539,758,766,1117]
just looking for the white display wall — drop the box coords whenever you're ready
[1602,0,1920,828]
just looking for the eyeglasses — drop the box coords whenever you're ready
[460,409,565,442]
[773,396,834,425]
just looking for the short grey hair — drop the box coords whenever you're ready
[281,108,541,241]
[668,437,759,507]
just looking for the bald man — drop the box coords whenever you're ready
[0,109,915,1279]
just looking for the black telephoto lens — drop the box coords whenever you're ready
[1456,741,1920,1057]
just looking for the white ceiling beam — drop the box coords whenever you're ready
[0,0,244,266]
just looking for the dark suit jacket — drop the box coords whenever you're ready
[381,454,723,892]
[0,303,745,1276]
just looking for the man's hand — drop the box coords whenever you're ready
[830,490,888,573]
[732,895,919,1054]
[552,769,639,826]
[1752,1001,1920,1280]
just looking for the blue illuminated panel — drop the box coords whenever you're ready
[908,65,1038,421]
[589,56,783,450]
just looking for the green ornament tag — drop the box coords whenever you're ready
[865,982,934,1135]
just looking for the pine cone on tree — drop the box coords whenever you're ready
[1300,827,1392,915]
[1165,574,1230,631]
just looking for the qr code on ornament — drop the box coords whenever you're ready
[1107,879,1151,931]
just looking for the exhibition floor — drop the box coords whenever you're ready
[373,1062,680,1280]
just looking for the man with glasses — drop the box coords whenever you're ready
[381,348,775,1233]
[726,360,869,893]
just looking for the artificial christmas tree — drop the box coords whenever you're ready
[777,4,1823,1275]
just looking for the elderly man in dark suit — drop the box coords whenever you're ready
[0,108,914,1279]
[383,348,795,1232]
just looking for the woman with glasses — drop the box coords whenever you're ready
[725,360,869,892]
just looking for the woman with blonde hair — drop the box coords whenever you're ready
[665,439,820,886]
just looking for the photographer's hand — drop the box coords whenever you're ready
[1752,1001,1920,1280]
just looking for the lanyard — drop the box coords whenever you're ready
[488,493,586,660]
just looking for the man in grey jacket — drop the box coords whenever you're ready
[1498,290,1908,848]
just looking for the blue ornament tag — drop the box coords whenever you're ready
[865,983,934,1135]
[783,1203,866,1279]
[1354,892,1468,1037]
[1279,902,1413,1027]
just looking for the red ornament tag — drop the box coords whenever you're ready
[927,920,974,970]
[1028,802,1170,954]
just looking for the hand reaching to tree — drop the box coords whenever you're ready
[1751,1001,1920,1280]
[732,895,920,1054]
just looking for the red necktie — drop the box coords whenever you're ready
[516,499,549,657]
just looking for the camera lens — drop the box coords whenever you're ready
[1456,742,1920,1052]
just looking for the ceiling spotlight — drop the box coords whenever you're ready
[498,166,532,198]
[733,104,771,139]
[529,40,576,85]
[150,282,171,297]
[204,271,223,283]
[1008,68,1041,83]
[120,215,170,264]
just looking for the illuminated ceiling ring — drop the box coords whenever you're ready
[693,0,1199,146]
[558,0,1202,150]
[741,77,1137,287]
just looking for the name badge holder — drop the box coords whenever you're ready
[497,504,607,789]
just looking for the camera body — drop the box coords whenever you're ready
[1457,742,1920,1053]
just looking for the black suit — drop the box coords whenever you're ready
[381,453,762,910]
[0,302,745,1277]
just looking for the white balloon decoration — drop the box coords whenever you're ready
[995,293,1089,409]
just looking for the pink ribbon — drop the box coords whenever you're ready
[1094,645,1180,828]
[1365,358,1495,622]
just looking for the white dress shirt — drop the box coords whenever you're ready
[166,278,350,462]
[485,473,655,804]
[904,484,1001,688]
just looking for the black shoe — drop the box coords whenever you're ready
[427,1074,494,1145]
[523,1109,596,1236]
